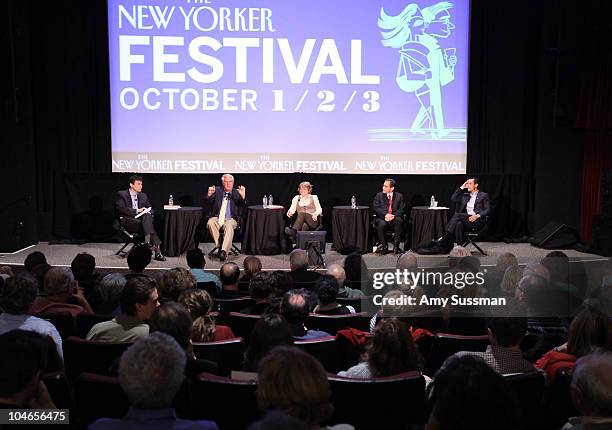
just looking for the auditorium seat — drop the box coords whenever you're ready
[39,312,76,339]
[327,371,426,428]
[227,312,260,341]
[192,338,245,375]
[73,372,129,427]
[307,312,370,335]
[42,371,74,409]
[196,281,218,296]
[418,333,489,376]
[63,336,132,381]
[540,369,578,429]
[214,297,254,314]
[504,372,545,430]
[295,336,340,373]
[75,313,114,338]
[337,296,371,312]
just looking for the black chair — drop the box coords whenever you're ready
[73,372,129,427]
[214,297,254,314]
[307,313,370,335]
[39,313,76,339]
[328,371,426,428]
[462,216,489,255]
[371,213,406,252]
[63,336,133,381]
[196,281,218,296]
[115,217,144,257]
[208,223,242,258]
[42,371,74,410]
[418,333,489,376]
[504,372,545,430]
[295,336,340,372]
[192,338,245,374]
[227,312,261,341]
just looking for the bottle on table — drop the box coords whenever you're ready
[269,194,273,206]
[169,195,174,206]
[263,195,268,208]
[351,196,357,209]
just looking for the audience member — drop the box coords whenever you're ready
[126,243,152,278]
[240,272,273,315]
[313,276,355,315]
[178,289,235,342]
[86,277,159,342]
[288,249,321,290]
[523,262,551,282]
[71,252,101,298]
[269,271,294,297]
[218,262,250,298]
[500,265,524,297]
[281,290,330,340]
[239,256,262,291]
[149,302,220,378]
[327,264,363,299]
[0,330,56,409]
[343,253,368,291]
[0,275,63,362]
[89,332,218,430]
[24,251,47,274]
[246,411,309,430]
[186,248,221,293]
[243,313,294,372]
[92,273,126,315]
[159,267,196,302]
[30,267,93,316]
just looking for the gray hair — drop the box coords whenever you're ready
[221,174,234,181]
[289,249,308,270]
[95,273,126,306]
[501,265,524,295]
[118,332,186,409]
[572,350,612,416]
[326,264,346,287]
[396,252,418,271]
[43,267,75,296]
[523,262,550,281]
[449,245,471,258]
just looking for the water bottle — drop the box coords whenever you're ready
[430,195,435,208]
[169,194,174,206]
[263,195,268,208]
[268,194,273,206]
[351,196,357,209]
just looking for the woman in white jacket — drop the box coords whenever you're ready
[285,181,322,239]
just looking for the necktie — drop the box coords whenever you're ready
[218,193,229,225]
[387,194,392,214]
[132,196,138,210]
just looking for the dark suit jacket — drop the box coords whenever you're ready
[372,191,406,219]
[289,268,322,290]
[114,189,153,219]
[450,188,491,217]
[207,186,247,226]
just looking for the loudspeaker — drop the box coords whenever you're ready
[529,222,580,249]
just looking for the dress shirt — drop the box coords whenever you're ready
[129,189,138,210]
[88,407,219,430]
[466,190,478,215]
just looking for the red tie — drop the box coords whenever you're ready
[387,194,392,214]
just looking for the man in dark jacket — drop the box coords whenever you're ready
[446,177,490,245]
[372,178,406,254]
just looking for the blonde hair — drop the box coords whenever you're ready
[298,182,313,192]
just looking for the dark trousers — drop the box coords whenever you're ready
[292,212,320,231]
[446,213,483,244]
[375,217,403,248]
[121,214,161,246]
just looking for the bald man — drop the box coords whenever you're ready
[327,264,363,299]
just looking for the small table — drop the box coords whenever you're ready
[410,206,449,250]
[241,205,287,255]
[162,206,204,257]
[332,206,370,254]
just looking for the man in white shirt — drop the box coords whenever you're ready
[446,177,490,245]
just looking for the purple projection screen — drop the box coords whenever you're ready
[108,0,469,174]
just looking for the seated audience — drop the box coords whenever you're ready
[149,302,220,378]
[24,251,47,274]
[92,273,126,315]
[0,275,63,362]
[326,264,363,299]
[247,411,309,430]
[281,290,330,340]
[257,346,353,430]
[0,330,56,409]
[86,277,159,342]
[30,267,93,316]
[125,243,152,279]
[270,271,294,298]
[159,267,196,302]
[564,350,612,429]
[71,252,101,299]
[186,248,221,293]
[486,252,518,294]
[238,256,263,291]
[288,249,321,290]
[243,313,294,372]
[240,272,273,315]
[218,262,250,298]
[178,289,235,342]
[89,332,218,430]
[426,355,520,430]
[339,318,425,379]
[343,252,368,291]
[500,264,524,297]
[313,276,355,315]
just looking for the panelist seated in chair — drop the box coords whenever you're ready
[115,175,166,261]
[284,181,323,240]
[445,177,490,245]
[206,173,247,261]
[373,178,406,255]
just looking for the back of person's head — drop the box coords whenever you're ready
[344,252,367,282]
[257,346,332,426]
[127,243,152,273]
[43,267,75,297]
[95,273,126,308]
[571,350,612,417]
[396,252,418,271]
[457,256,481,273]
[496,253,518,274]
[159,267,196,301]
[517,274,548,302]
[244,313,294,372]
[485,301,527,347]
[178,289,216,342]
[368,318,423,377]
[541,253,571,284]
[71,252,96,281]
[326,264,346,288]
[280,290,309,326]
[314,275,339,305]
[270,271,294,297]
[501,265,524,296]
[289,249,308,271]
[118,332,186,409]
[567,306,611,358]
[120,276,157,317]
[523,262,550,281]
[220,262,240,286]
[449,246,471,259]
[0,275,38,314]
[24,251,47,273]
[149,302,193,350]
[0,330,49,402]
[244,256,263,276]
[185,248,205,269]
[427,355,520,430]
[249,272,273,301]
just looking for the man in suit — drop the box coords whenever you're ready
[446,177,490,245]
[372,178,406,254]
[115,175,166,261]
[206,174,247,261]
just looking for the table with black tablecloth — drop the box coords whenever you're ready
[241,205,287,255]
[410,206,449,250]
[162,207,204,257]
[332,206,370,254]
